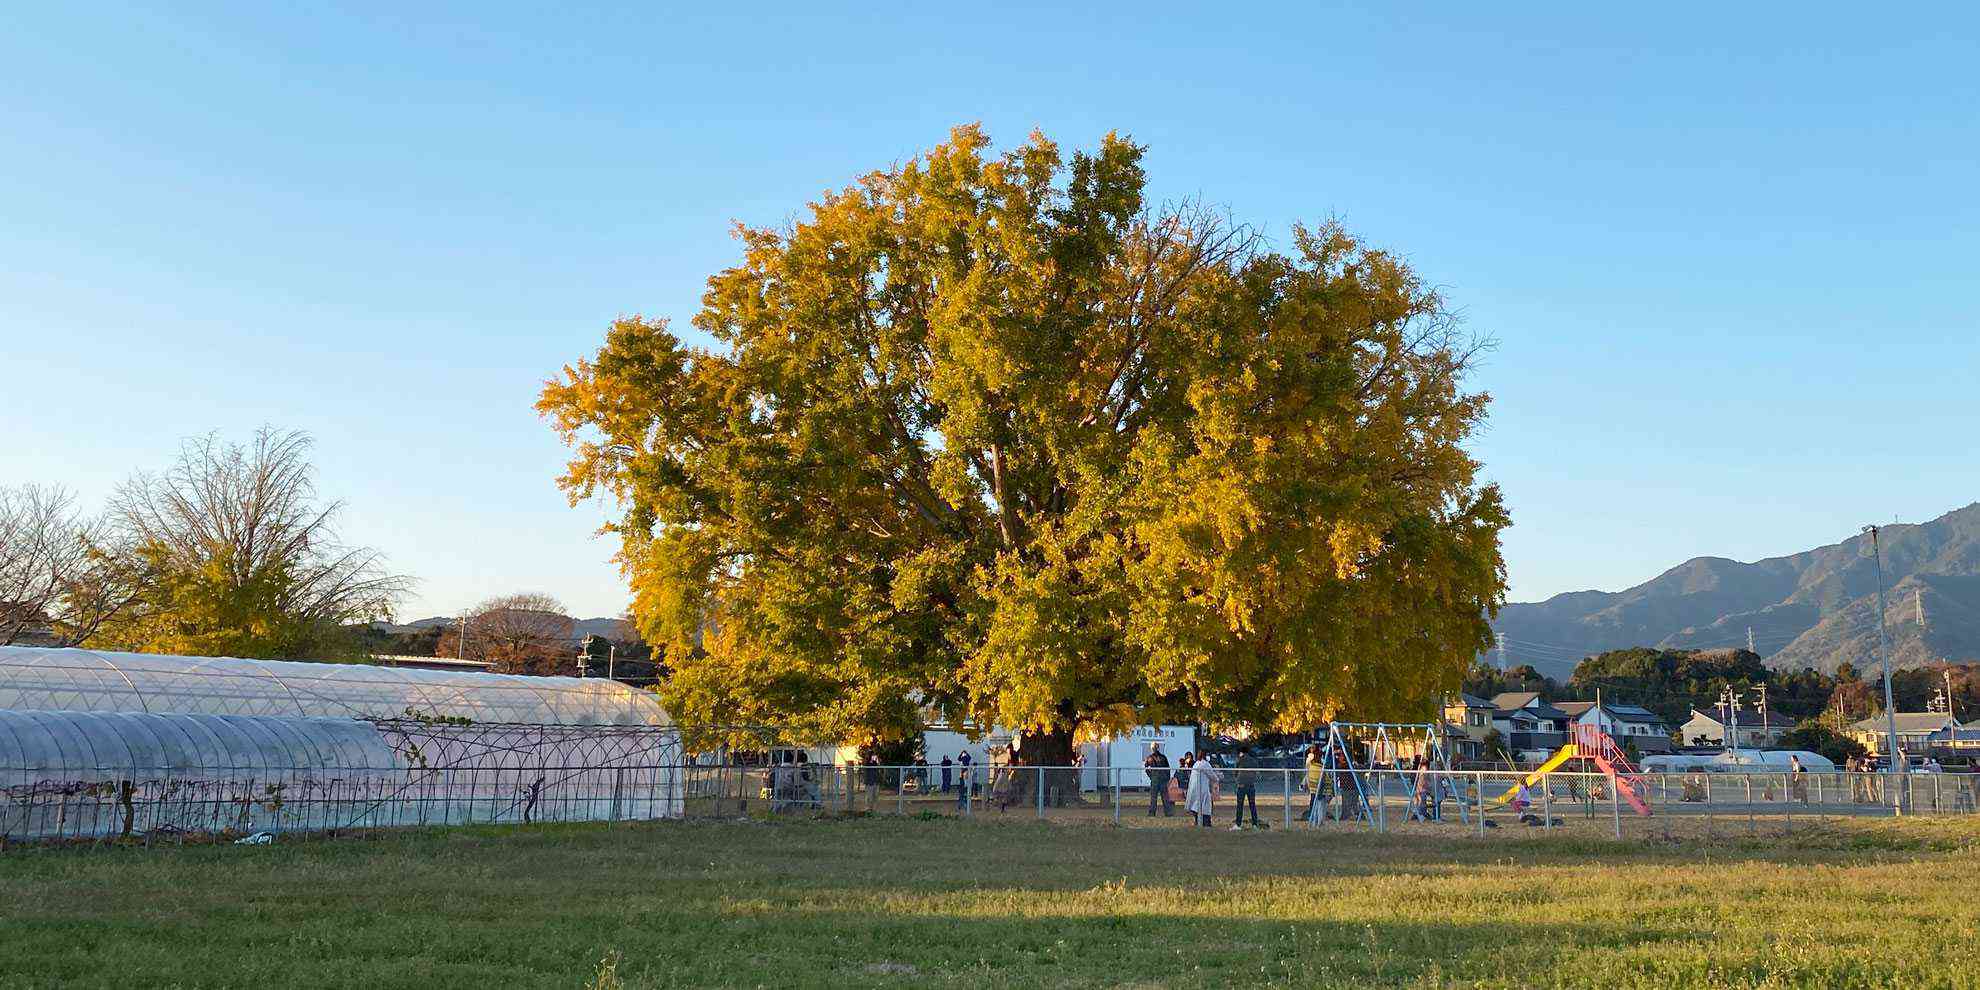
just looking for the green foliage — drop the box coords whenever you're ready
[542,126,1508,748]
[1566,648,1831,726]
[88,429,406,662]
[1463,662,1562,700]
[1778,720,1868,764]
[93,542,371,661]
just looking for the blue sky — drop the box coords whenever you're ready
[4,4,1977,619]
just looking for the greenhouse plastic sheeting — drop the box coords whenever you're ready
[0,709,398,780]
[0,711,686,839]
[0,646,671,726]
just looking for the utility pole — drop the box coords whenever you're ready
[458,615,467,661]
[1496,632,1508,672]
[1946,670,1958,722]
[1867,525,1904,810]
[1747,626,1756,654]
[1719,685,1740,755]
[1752,683,1768,743]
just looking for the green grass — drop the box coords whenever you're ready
[5,816,1980,988]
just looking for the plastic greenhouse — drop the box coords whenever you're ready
[0,646,672,725]
[0,647,684,841]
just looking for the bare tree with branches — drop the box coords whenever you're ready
[98,428,411,659]
[0,485,137,646]
[437,592,575,675]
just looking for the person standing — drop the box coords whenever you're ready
[1185,754,1221,827]
[956,751,974,809]
[940,755,953,793]
[862,753,882,810]
[1303,745,1327,823]
[1230,748,1265,830]
[1144,744,1174,817]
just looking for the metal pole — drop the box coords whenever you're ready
[1610,769,1622,839]
[1282,768,1292,830]
[1113,767,1120,824]
[1541,770,1552,828]
[897,768,905,816]
[1376,770,1387,833]
[1869,525,1904,814]
[1747,775,1756,833]
[1475,771,1485,837]
[1036,766,1045,820]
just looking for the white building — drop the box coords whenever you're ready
[1557,701,1674,754]
[1680,706,1786,749]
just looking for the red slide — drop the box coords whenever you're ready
[1572,725,1652,816]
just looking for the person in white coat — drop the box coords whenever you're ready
[1185,756,1222,827]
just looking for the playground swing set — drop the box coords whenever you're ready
[1314,722,1472,825]
[1315,720,1653,825]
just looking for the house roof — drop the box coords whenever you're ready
[1849,713,1959,734]
[1688,706,1786,729]
[1453,693,1495,709]
[1553,701,1596,718]
[1504,700,1569,722]
[1489,691,1541,711]
[1609,704,1666,724]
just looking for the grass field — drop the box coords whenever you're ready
[5,816,1980,989]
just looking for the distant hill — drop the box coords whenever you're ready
[572,617,635,641]
[372,615,636,642]
[1496,502,1980,677]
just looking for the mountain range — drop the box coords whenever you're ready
[1495,502,1980,678]
[376,615,637,642]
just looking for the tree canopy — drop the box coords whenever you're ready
[540,126,1508,750]
[92,429,408,661]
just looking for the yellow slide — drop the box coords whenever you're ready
[1488,744,1578,806]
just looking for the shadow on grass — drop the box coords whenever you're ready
[3,815,1976,989]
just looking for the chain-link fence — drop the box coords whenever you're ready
[8,759,1975,847]
[671,762,1979,840]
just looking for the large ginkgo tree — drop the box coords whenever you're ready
[540,126,1508,764]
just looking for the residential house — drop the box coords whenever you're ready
[1441,693,1488,744]
[1557,701,1674,754]
[1680,706,1788,749]
[1489,692,1570,756]
[1846,713,1962,756]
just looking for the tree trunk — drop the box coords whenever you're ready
[1015,727,1086,807]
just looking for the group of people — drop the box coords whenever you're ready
[1146,741,1466,828]
[1139,744,1276,830]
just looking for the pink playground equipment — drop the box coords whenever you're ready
[1491,723,1651,816]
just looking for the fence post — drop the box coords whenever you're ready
[1113,767,1121,824]
[897,768,906,816]
[1609,770,1621,840]
[1036,766,1046,820]
[1282,768,1292,830]
[1541,771,1552,827]
[1475,771,1485,837]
